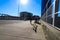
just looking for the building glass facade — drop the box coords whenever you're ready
[58,0,60,17]
[41,0,60,28]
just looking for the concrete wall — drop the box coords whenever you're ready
[41,20,60,40]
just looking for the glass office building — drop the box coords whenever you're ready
[41,0,60,28]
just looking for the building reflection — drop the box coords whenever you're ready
[41,0,60,28]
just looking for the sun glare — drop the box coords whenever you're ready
[20,0,28,5]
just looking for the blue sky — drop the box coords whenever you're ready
[0,0,41,16]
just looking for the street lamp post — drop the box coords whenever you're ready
[18,1,19,17]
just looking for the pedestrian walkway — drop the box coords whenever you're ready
[0,20,46,40]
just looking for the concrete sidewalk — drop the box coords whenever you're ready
[0,21,46,40]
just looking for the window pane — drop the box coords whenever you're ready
[58,0,60,17]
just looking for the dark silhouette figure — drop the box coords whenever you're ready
[33,25,38,33]
[33,16,40,33]
[30,15,41,33]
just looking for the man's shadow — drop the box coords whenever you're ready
[30,23,38,33]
